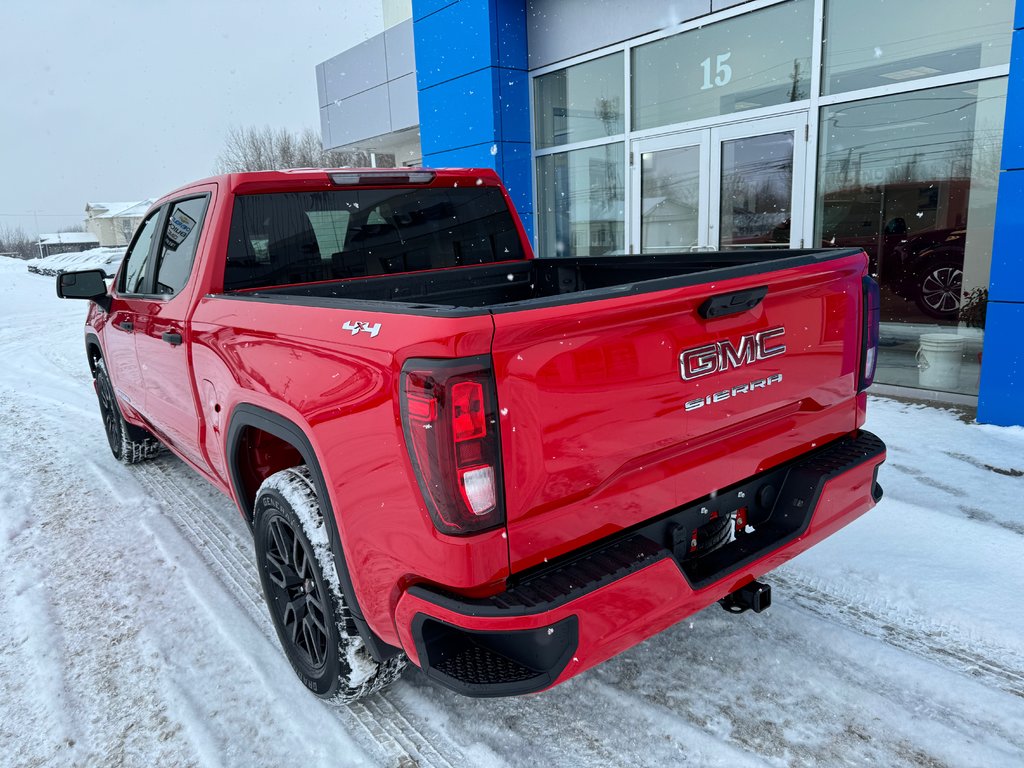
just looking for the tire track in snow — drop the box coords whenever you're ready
[134,457,463,768]
[772,569,1024,699]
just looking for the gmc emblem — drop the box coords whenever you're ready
[680,328,787,381]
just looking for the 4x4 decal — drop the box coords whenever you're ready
[342,320,382,338]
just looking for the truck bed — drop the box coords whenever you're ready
[225,249,863,316]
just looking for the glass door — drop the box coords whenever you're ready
[710,114,807,250]
[630,114,807,253]
[630,130,710,254]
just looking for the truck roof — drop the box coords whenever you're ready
[158,167,504,204]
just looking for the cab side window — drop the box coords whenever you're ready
[119,209,162,294]
[155,197,208,296]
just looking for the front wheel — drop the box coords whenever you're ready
[93,357,161,464]
[253,466,406,701]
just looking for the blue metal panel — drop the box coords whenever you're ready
[978,302,1024,425]
[414,0,458,21]
[414,1,495,90]
[498,141,533,216]
[988,170,1024,303]
[413,0,533,242]
[422,141,501,168]
[495,0,529,70]
[1017,0,1024,29]
[417,69,499,156]
[497,67,531,143]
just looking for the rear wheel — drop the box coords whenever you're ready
[93,357,161,464]
[253,466,406,701]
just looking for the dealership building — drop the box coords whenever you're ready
[316,0,1024,426]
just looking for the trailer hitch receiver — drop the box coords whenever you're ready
[719,580,771,614]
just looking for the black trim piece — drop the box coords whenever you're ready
[411,614,578,697]
[225,403,403,662]
[407,534,669,618]
[859,275,881,392]
[152,193,212,300]
[681,430,885,588]
[698,285,768,319]
[409,430,885,618]
[208,248,866,318]
[116,205,167,297]
[84,332,102,375]
[113,191,211,301]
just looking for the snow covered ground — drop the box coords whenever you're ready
[1,254,1023,768]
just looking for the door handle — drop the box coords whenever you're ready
[698,286,769,319]
[161,331,183,346]
[117,320,134,332]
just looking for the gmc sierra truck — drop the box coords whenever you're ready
[57,168,886,700]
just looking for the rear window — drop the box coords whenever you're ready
[224,187,525,292]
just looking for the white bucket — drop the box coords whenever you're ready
[916,333,964,390]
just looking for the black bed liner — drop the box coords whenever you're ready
[213,249,863,318]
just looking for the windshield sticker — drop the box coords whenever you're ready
[164,207,197,251]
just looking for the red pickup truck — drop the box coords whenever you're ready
[57,168,885,700]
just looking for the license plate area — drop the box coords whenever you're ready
[666,465,787,567]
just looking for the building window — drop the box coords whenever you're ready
[536,144,625,258]
[822,0,1013,95]
[816,78,1007,395]
[631,0,813,131]
[534,53,624,149]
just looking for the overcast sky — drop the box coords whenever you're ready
[1,1,381,237]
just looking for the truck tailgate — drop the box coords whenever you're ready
[491,252,866,573]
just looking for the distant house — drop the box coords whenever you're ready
[37,231,100,259]
[85,200,155,247]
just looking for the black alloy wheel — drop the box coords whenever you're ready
[262,514,330,673]
[253,466,407,701]
[92,357,161,464]
[95,361,123,456]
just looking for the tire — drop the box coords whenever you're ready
[913,254,963,321]
[93,357,162,464]
[253,466,406,701]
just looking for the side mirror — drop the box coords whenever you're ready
[56,269,111,310]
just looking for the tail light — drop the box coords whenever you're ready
[400,357,504,535]
[859,276,881,392]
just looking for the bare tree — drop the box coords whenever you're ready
[0,224,39,260]
[117,218,136,246]
[215,125,393,172]
[58,223,87,233]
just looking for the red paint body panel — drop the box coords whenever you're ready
[78,168,883,686]
[491,254,866,572]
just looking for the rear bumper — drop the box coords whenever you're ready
[394,430,886,697]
